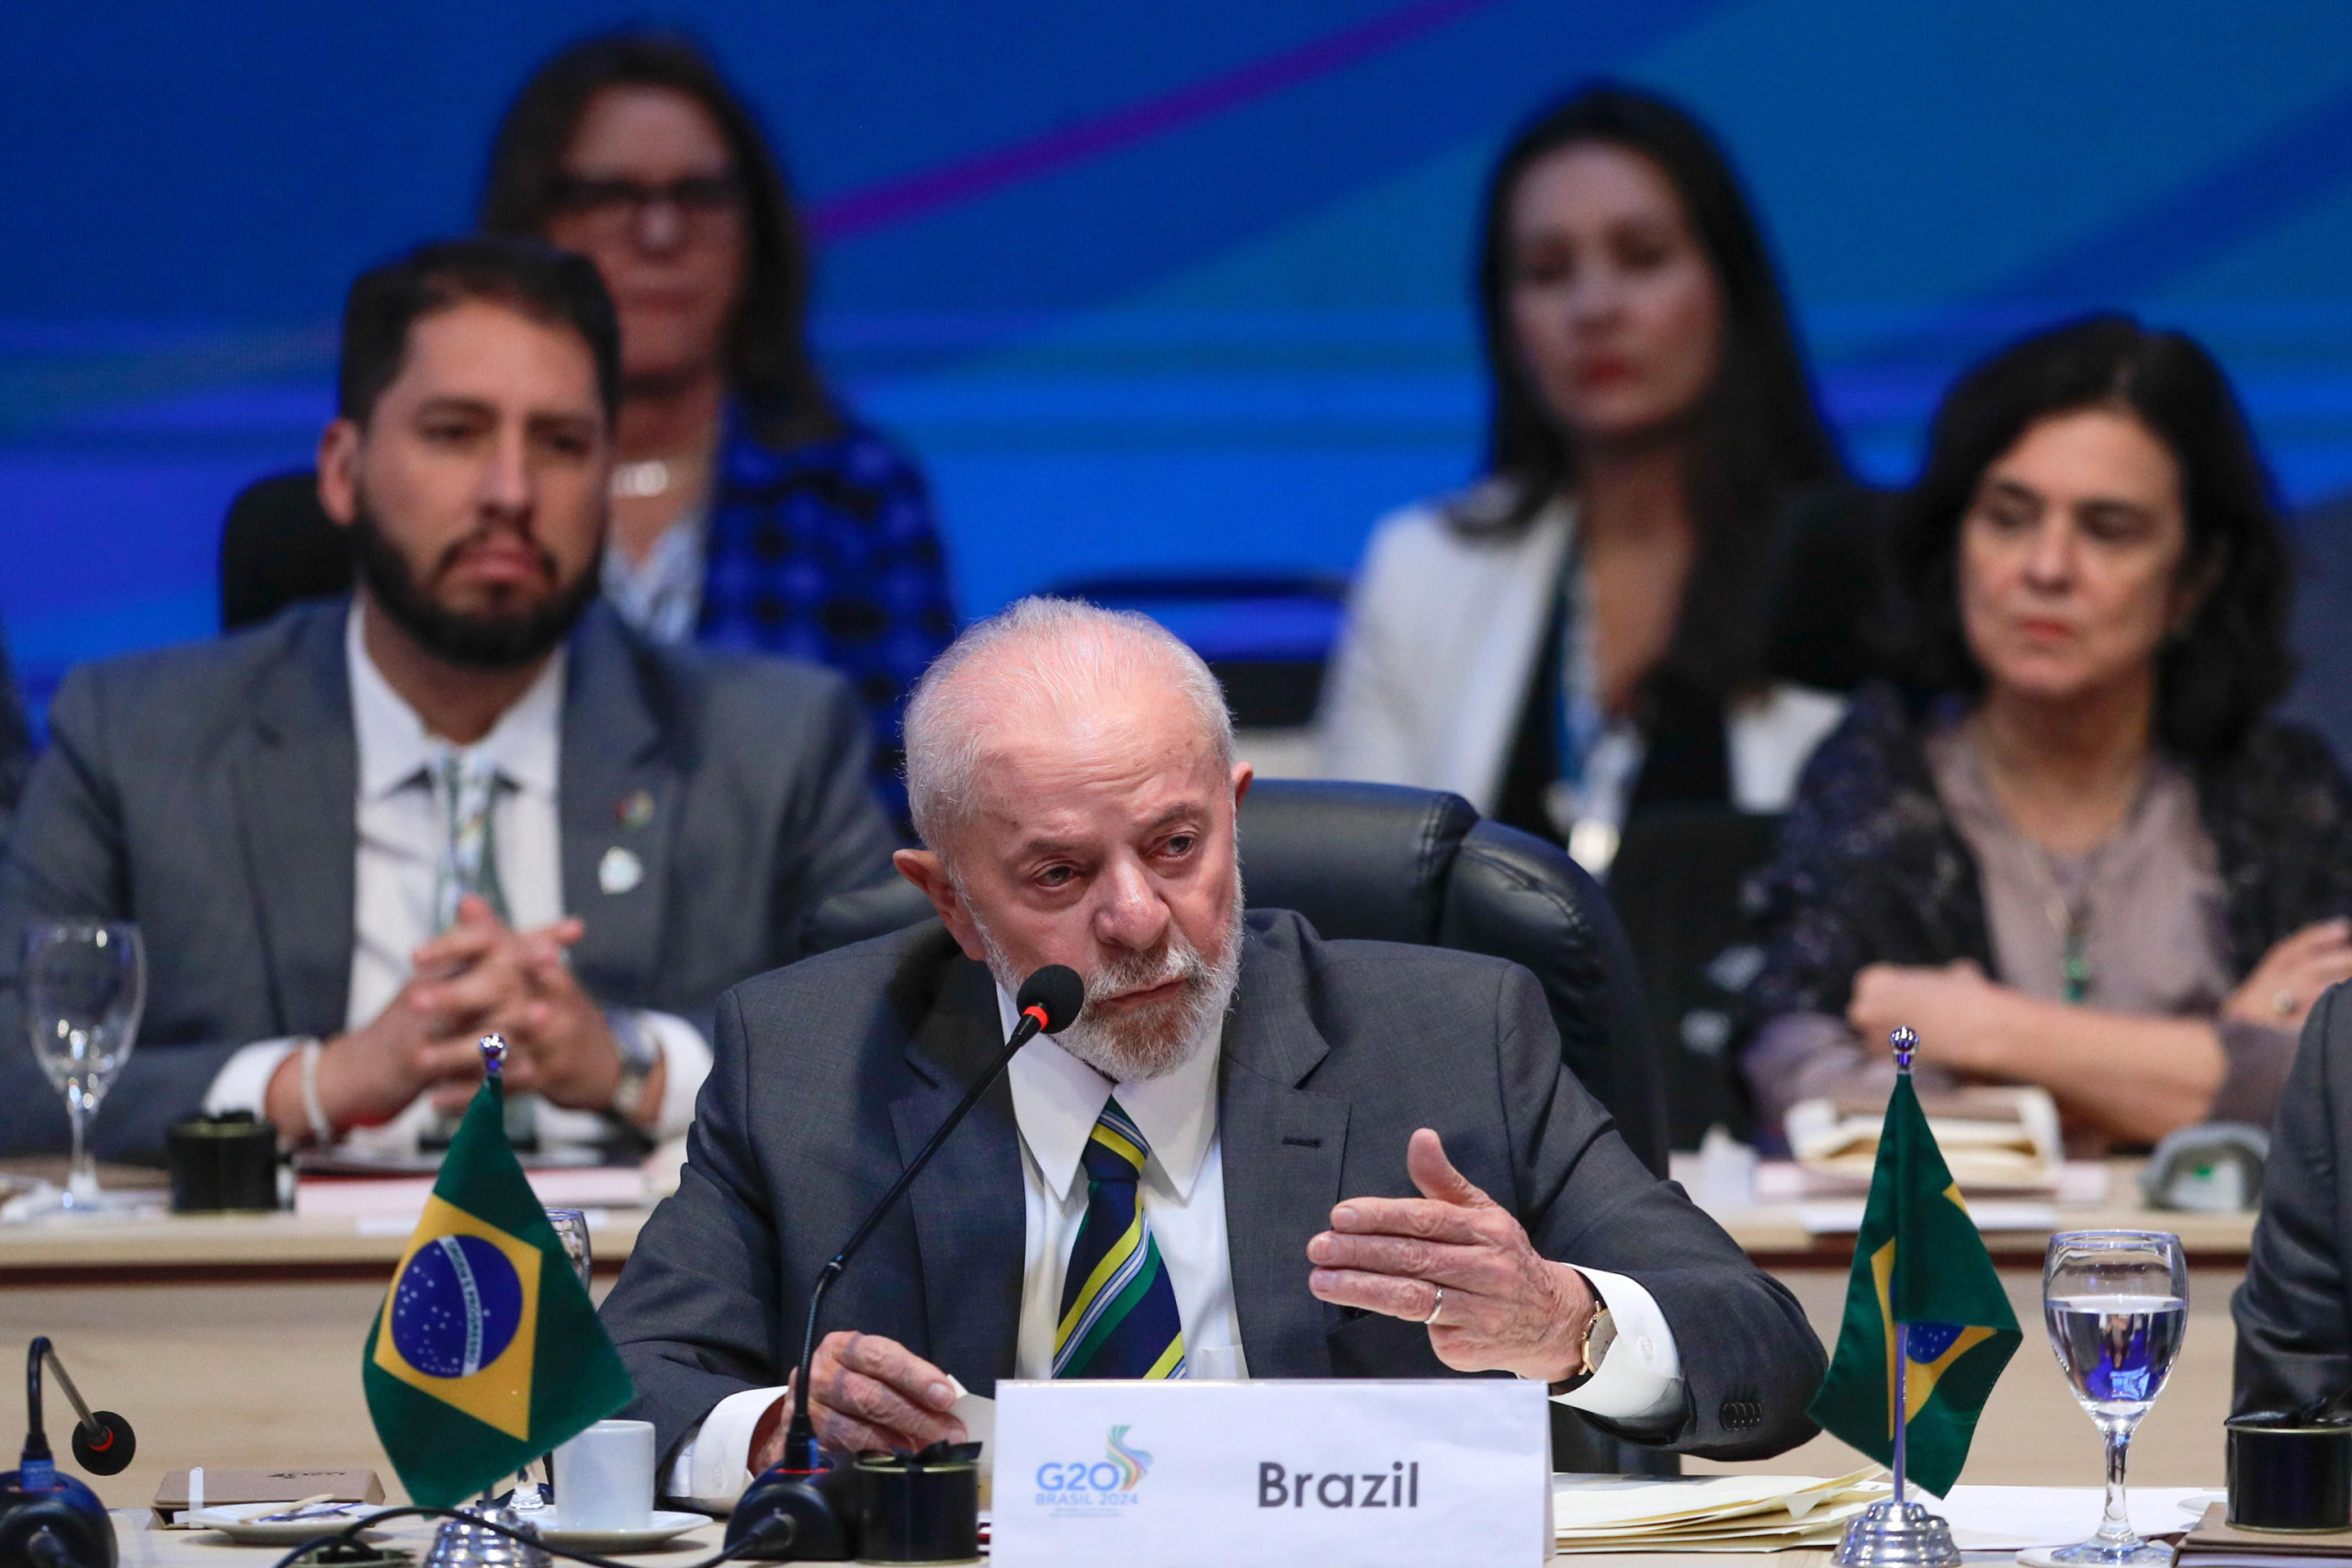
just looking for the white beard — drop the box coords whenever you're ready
[971,882,1245,1083]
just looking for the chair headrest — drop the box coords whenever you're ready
[1237,779,1476,945]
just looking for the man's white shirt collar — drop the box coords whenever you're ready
[994,983,1222,1204]
[346,602,566,802]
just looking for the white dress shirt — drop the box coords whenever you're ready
[602,506,709,647]
[665,983,1684,1510]
[201,605,712,1145]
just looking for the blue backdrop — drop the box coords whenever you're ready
[10,1,2352,718]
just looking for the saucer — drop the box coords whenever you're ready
[186,1502,390,1544]
[539,1509,707,1551]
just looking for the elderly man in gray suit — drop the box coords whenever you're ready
[603,597,1826,1510]
[0,237,893,1163]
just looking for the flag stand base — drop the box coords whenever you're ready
[1831,1500,1962,1568]
[420,1500,552,1568]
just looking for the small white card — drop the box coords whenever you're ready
[990,1378,1553,1567]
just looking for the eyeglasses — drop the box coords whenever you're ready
[547,173,745,242]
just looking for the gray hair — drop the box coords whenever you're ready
[903,597,1236,852]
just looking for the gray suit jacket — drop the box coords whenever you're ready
[0,597,897,1160]
[603,910,1826,1464]
[2234,982,2352,1414]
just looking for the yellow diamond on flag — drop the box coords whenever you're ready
[370,1194,544,1441]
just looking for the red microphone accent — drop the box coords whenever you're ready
[1021,1004,1049,1032]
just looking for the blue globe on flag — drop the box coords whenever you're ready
[390,1234,525,1379]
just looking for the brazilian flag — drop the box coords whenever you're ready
[362,1069,632,1506]
[1807,1071,2022,1497]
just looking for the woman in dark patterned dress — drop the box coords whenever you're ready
[482,32,956,829]
[1739,316,2352,1151]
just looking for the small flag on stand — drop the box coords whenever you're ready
[362,1036,632,1507]
[1809,1028,2021,1501]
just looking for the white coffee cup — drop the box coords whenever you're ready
[554,1418,656,1531]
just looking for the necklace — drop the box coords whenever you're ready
[1966,715,2146,1008]
[2013,839,2095,1005]
[612,457,675,500]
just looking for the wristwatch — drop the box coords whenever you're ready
[605,1010,662,1123]
[1549,1289,1616,1396]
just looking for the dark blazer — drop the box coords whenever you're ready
[2234,983,2352,1414]
[0,597,897,1160]
[1740,683,2352,1029]
[602,910,1826,1465]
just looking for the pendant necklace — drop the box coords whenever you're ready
[2015,840,2094,1006]
[612,457,675,499]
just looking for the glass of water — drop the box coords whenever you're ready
[511,1209,597,1516]
[20,922,146,1214]
[2029,1230,2188,1567]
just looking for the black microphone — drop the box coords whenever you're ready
[0,1338,132,1568]
[728,964,1084,1561]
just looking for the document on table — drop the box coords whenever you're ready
[1939,1485,2217,1553]
[1551,1467,1889,1551]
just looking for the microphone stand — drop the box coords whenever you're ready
[730,986,1070,1561]
[778,1010,1047,1472]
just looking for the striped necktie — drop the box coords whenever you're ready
[430,744,510,930]
[1053,1098,1187,1380]
[424,743,533,1146]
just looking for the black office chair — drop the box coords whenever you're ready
[1607,805,1785,1149]
[220,468,350,631]
[802,778,1678,1474]
[806,778,1667,1174]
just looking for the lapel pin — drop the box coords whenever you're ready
[598,845,644,895]
[617,789,655,829]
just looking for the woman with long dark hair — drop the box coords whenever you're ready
[1317,85,1850,868]
[482,31,955,822]
[1739,315,2352,1149]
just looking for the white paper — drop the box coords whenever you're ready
[1801,1200,2057,1235]
[1939,1485,2211,1551]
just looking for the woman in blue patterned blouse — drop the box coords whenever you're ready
[481,31,956,830]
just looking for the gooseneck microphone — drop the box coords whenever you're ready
[0,1337,135,1568]
[728,963,1085,1561]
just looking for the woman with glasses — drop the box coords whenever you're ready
[1738,316,2352,1152]
[482,32,955,825]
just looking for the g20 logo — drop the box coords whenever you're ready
[1035,1425,1153,1495]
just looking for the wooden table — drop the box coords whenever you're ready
[0,1157,2254,1285]
[115,1508,726,1565]
[0,1158,2252,1516]
[108,1508,1819,1565]
[1682,1158,2257,1268]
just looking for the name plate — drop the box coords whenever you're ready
[991,1378,1552,1567]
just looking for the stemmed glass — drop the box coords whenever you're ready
[20,922,146,1214]
[2024,1230,2188,1567]
[510,1209,596,1517]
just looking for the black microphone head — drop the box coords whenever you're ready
[1016,965,1085,1034]
[68,1414,131,1477]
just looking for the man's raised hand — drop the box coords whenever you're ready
[1305,1127,1597,1383]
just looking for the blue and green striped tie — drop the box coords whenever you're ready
[1053,1098,1187,1380]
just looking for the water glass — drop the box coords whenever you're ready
[20,922,146,1213]
[510,1208,596,1515]
[2026,1230,2188,1566]
[545,1208,594,1292]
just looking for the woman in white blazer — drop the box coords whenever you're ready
[1318,86,1854,871]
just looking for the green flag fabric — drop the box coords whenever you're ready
[1806,1072,2021,1497]
[362,1072,633,1507]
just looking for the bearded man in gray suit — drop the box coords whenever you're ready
[0,237,893,1162]
[603,598,1826,1511]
